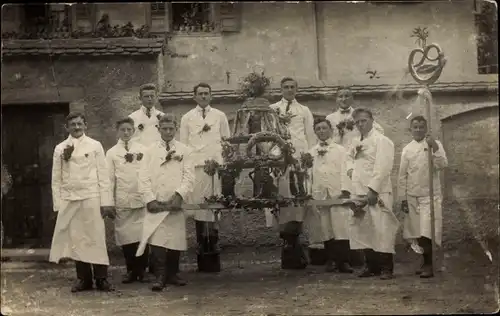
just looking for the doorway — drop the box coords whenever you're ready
[1,103,69,248]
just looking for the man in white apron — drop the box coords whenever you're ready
[136,114,195,291]
[326,86,384,150]
[346,108,399,280]
[180,83,231,273]
[128,83,165,274]
[129,83,165,147]
[398,115,448,278]
[49,112,115,292]
[307,118,353,273]
[106,117,149,284]
[269,77,316,269]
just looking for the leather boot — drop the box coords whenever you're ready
[358,249,381,277]
[196,221,221,273]
[72,261,93,292]
[150,245,167,291]
[379,253,394,280]
[165,249,187,286]
[121,243,137,284]
[336,240,353,273]
[420,237,434,278]
[324,239,337,272]
[93,264,114,291]
[415,237,425,275]
[289,171,298,196]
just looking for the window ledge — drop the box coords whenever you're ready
[169,31,222,38]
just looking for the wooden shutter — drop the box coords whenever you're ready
[71,4,96,33]
[218,3,242,33]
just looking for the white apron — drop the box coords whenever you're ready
[349,193,400,254]
[308,205,351,243]
[49,197,109,265]
[403,195,443,246]
[114,207,146,246]
[136,209,187,256]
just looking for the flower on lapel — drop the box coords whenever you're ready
[156,114,163,121]
[317,149,328,157]
[138,124,144,131]
[136,153,144,161]
[276,110,296,126]
[354,145,364,160]
[61,144,74,161]
[85,153,89,158]
[199,123,211,134]
[345,119,355,131]
[124,153,134,163]
[165,150,183,164]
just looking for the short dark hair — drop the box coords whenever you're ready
[280,77,297,87]
[193,82,212,95]
[352,108,373,119]
[313,117,332,129]
[115,117,135,129]
[139,83,157,96]
[66,112,86,124]
[158,113,178,128]
[410,115,427,126]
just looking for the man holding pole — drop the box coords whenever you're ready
[347,108,399,280]
[398,115,448,278]
[136,114,195,291]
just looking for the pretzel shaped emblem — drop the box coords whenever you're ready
[408,43,447,85]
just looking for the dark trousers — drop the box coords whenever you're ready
[75,261,108,282]
[121,242,149,275]
[418,236,433,266]
[195,220,221,272]
[150,245,182,280]
[280,221,307,269]
[324,239,351,266]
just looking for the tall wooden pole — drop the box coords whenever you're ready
[409,43,447,274]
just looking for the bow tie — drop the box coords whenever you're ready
[340,109,351,114]
[320,141,329,147]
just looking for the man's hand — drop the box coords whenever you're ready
[425,135,439,153]
[146,200,165,214]
[401,200,409,213]
[366,188,378,206]
[165,192,183,211]
[347,169,353,179]
[100,206,116,219]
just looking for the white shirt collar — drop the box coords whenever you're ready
[281,98,296,105]
[141,106,156,116]
[196,105,211,113]
[339,106,353,114]
[68,134,87,146]
[160,138,176,150]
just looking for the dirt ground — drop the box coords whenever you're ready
[1,243,499,316]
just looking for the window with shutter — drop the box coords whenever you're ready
[72,4,95,33]
[219,3,242,33]
[475,0,498,74]
[150,2,167,33]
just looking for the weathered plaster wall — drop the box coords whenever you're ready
[94,3,147,27]
[163,1,497,93]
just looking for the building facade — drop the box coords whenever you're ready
[1,2,498,252]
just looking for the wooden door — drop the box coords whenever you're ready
[1,103,68,248]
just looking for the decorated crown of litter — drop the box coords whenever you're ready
[238,72,271,98]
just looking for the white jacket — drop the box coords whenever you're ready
[52,134,112,212]
[129,106,165,147]
[106,139,147,209]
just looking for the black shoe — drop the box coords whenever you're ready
[95,279,114,292]
[71,279,93,293]
[121,271,137,284]
[358,267,379,278]
[420,265,434,278]
[337,262,354,273]
[325,261,337,273]
[165,274,187,286]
